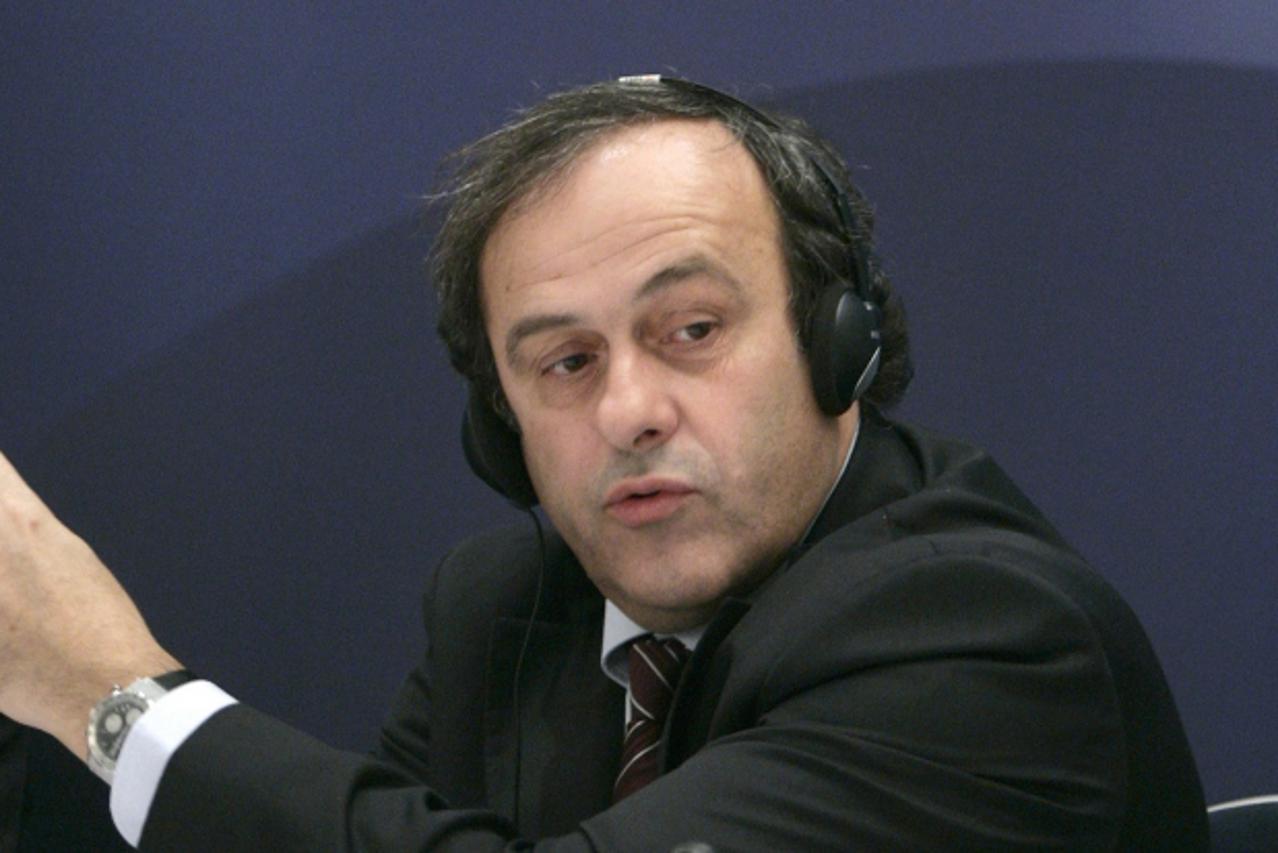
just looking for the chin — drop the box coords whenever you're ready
[604,549,760,630]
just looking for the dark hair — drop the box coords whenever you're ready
[430,79,912,425]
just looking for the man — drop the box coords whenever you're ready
[0,77,1206,850]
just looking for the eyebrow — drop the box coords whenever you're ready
[504,312,581,367]
[502,255,741,367]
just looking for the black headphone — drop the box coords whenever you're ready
[461,76,881,509]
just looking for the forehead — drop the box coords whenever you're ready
[478,118,781,312]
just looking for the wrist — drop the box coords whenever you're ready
[41,650,180,751]
[86,668,197,784]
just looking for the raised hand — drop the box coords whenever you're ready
[0,451,179,759]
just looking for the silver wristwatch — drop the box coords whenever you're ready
[86,669,195,784]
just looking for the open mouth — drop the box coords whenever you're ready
[604,480,695,527]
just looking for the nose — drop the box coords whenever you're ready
[595,348,678,454]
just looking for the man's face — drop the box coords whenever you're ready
[481,119,856,632]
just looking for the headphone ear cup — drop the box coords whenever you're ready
[461,388,539,508]
[807,285,882,416]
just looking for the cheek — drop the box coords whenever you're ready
[707,343,821,484]
[520,417,596,502]
[497,373,574,488]
[717,333,813,422]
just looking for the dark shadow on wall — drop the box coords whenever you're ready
[12,59,1276,847]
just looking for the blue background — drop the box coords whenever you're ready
[3,3,1275,846]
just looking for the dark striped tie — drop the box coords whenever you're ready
[613,635,690,802]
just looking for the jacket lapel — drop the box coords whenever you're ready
[660,596,752,772]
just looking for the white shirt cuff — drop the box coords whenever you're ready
[110,680,238,847]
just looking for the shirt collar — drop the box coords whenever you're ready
[599,417,861,688]
[600,607,706,687]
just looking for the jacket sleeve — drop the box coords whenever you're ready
[135,547,1161,852]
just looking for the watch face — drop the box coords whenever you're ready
[91,693,151,763]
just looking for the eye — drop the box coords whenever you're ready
[543,351,594,377]
[668,320,717,344]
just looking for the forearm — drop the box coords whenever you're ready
[0,451,182,761]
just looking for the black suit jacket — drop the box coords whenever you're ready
[141,411,1208,850]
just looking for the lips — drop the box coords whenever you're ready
[603,477,696,527]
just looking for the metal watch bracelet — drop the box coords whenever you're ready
[86,669,196,784]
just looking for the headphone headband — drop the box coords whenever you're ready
[618,75,873,304]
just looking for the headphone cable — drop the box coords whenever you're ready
[509,506,548,832]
